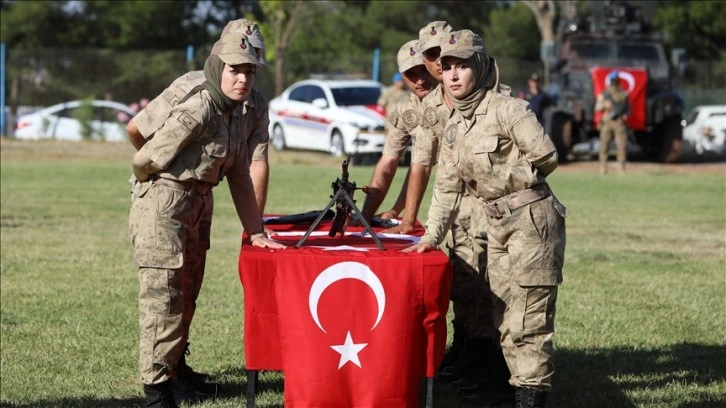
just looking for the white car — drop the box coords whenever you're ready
[681,105,726,156]
[268,79,387,158]
[14,100,136,142]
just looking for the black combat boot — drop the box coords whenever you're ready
[438,336,489,382]
[144,382,179,408]
[170,376,209,405]
[438,322,467,372]
[515,386,548,408]
[177,342,222,396]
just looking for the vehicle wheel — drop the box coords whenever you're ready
[656,115,684,163]
[548,113,573,163]
[330,130,345,157]
[270,124,286,151]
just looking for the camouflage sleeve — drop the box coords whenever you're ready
[381,107,411,158]
[138,97,207,170]
[501,98,556,166]
[433,121,465,193]
[420,187,460,248]
[410,125,438,167]
[248,105,270,162]
[133,94,171,138]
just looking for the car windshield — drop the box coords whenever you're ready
[330,87,381,106]
[684,109,700,126]
[617,44,661,61]
[570,41,610,59]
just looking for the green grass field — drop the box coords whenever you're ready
[1,140,724,408]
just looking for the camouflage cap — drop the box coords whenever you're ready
[221,18,265,50]
[439,29,487,60]
[397,40,424,73]
[214,32,261,66]
[417,21,452,53]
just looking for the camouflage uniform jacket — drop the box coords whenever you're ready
[382,92,438,166]
[137,87,252,185]
[135,71,269,163]
[421,88,556,247]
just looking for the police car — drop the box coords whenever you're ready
[268,79,387,158]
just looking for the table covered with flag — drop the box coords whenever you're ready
[238,216,452,408]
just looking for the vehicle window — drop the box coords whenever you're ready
[617,44,660,61]
[308,86,326,103]
[331,87,382,106]
[684,109,699,126]
[289,85,310,102]
[707,112,726,119]
[55,108,74,118]
[570,42,610,59]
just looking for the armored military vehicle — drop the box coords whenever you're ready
[546,0,684,163]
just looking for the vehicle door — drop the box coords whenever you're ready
[281,84,321,149]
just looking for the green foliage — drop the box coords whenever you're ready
[652,1,726,61]
[483,2,540,60]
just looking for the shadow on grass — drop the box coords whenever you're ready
[2,343,721,407]
[551,342,725,408]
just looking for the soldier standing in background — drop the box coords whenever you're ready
[128,31,285,408]
[519,73,553,128]
[596,70,630,174]
[377,72,410,124]
[126,19,272,403]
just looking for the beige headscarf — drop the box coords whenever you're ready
[446,53,498,120]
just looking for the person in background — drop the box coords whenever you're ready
[377,71,410,123]
[416,21,513,406]
[518,73,553,128]
[126,18,272,403]
[404,29,567,408]
[595,70,630,174]
[128,32,286,408]
[357,39,437,232]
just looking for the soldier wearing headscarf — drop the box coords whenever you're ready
[405,29,568,408]
[129,31,286,408]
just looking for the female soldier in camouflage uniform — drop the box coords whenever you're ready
[129,32,285,408]
[404,30,567,408]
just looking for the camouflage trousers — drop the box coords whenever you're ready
[129,180,213,384]
[599,119,628,168]
[473,192,567,392]
[447,194,496,341]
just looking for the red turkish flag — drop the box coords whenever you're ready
[591,66,648,131]
[274,253,426,408]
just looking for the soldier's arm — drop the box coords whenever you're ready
[250,159,269,217]
[383,163,432,234]
[127,118,147,151]
[359,154,399,222]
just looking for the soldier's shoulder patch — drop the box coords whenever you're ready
[402,109,419,128]
[177,112,199,132]
[444,124,457,145]
[423,106,437,127]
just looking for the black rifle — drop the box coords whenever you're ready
[295,154,385,250]
[329,154,356,237]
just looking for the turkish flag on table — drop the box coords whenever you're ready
[274,253,426,408]
[591,66,648,131]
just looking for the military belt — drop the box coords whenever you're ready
[151,175,213,196]
[481,183,550,219]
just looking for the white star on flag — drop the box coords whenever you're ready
[330,331,368,369]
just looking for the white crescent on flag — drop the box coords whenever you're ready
[308,261,386,333]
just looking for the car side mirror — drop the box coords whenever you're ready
[312,98,329,109]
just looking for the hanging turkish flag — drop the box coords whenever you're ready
[591,66,648,131]
[275,254,426,408]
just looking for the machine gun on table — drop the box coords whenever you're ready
[295,155,385,250]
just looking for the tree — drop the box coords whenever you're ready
[652,1,726,61]
[260,0,309,96]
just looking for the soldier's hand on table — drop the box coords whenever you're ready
[382,221,415,235]
[401,242,435,253]
[377,210,398,220]
[251,236,287,249]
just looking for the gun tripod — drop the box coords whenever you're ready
[295,184,386,250]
